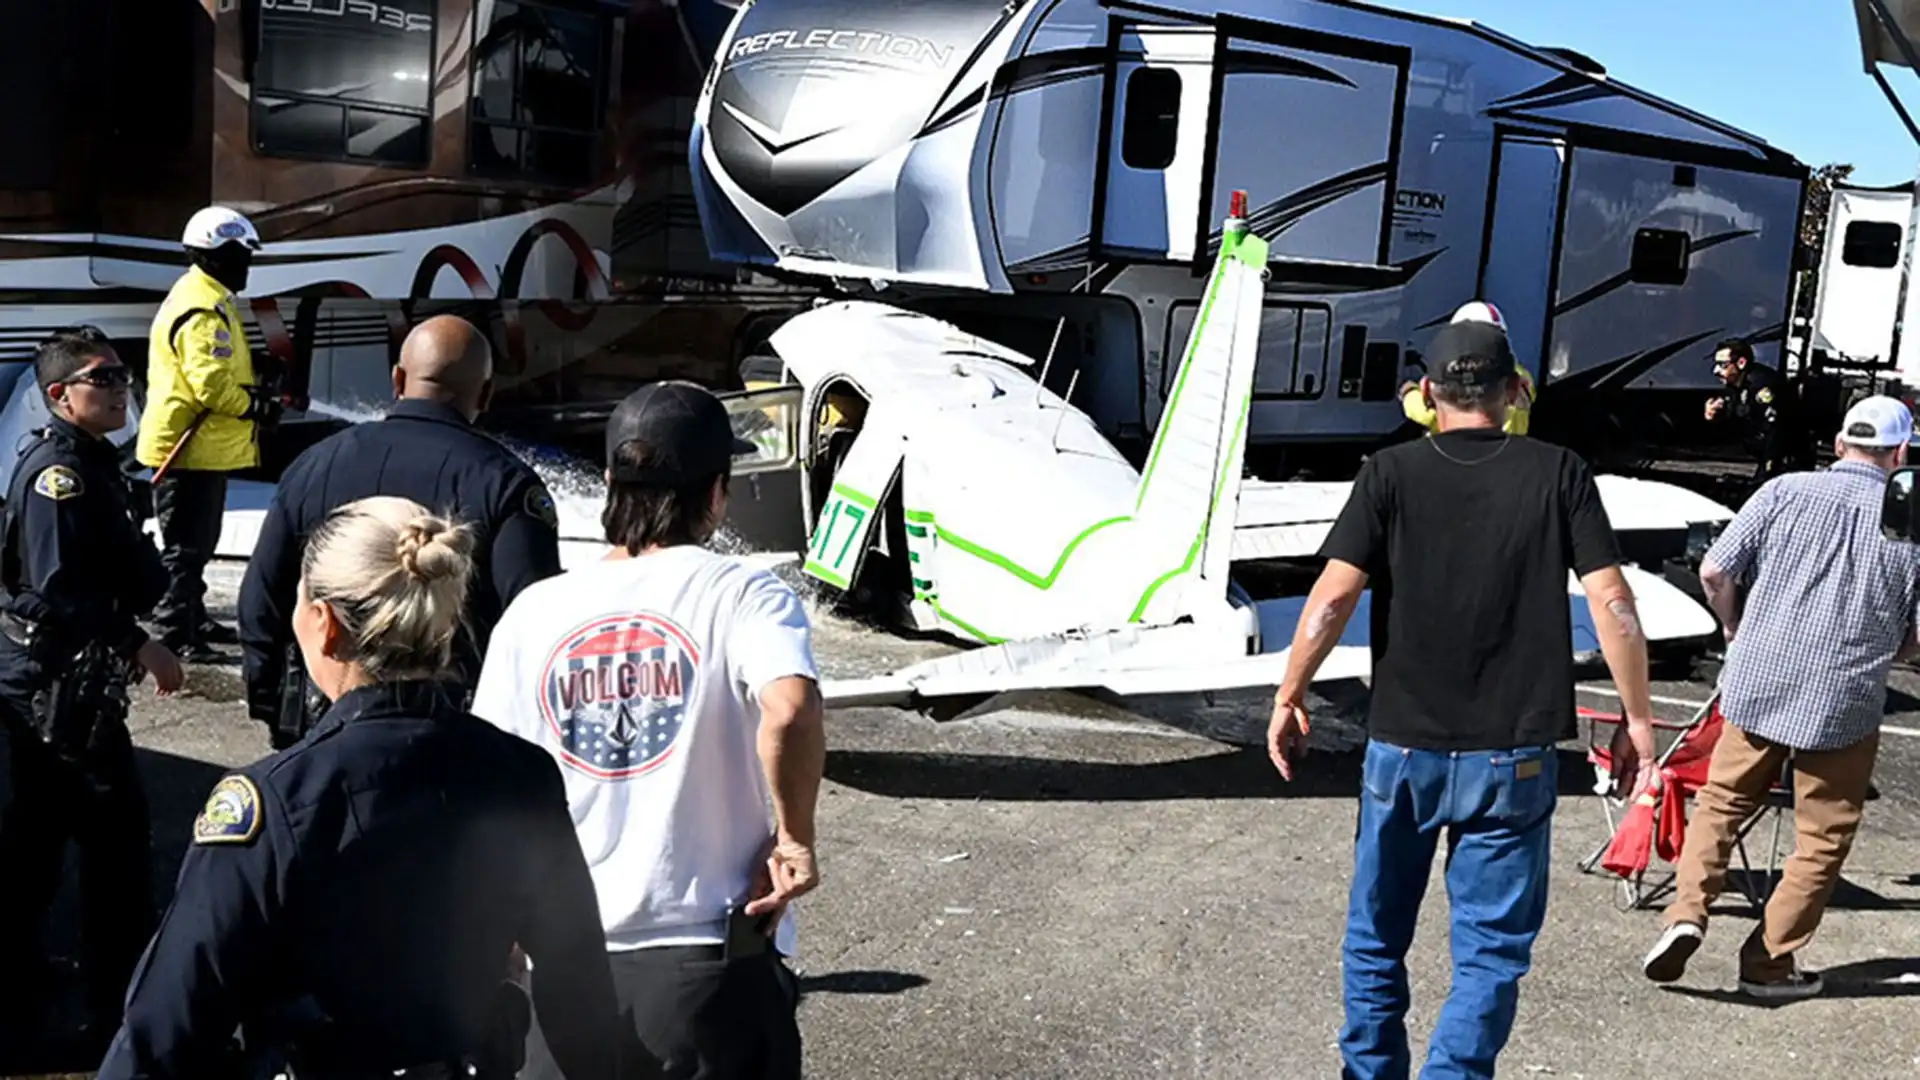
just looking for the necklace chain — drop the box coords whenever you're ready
[1428,434,1511,466]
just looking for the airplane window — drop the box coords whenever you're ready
[470,0,610,186]
[1121,67,1182,171]
[1842,220,1903,270]
[1628,227,1690,287]
[252,0,435,167]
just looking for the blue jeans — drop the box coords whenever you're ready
[1341,738,1559,1080]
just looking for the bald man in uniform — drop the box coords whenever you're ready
[236,315,562,747]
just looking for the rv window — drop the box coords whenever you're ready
[251,0,436,167]
[1121,68,1182,171]
[1842,220,1903,269]
[1629,228,1690,287]
[470,0,611,187]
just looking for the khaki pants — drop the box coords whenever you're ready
[1665,721,1880,981]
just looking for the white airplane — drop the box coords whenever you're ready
[734,194,1723,710]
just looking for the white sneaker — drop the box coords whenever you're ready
[1642,921,1704,983]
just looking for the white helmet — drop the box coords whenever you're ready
[181,206,262,252]
[1450,300,1506,331]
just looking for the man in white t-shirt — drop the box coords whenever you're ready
[474,380,825,1080]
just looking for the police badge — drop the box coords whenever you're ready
[193,775,262,845]
[33,465,84,501]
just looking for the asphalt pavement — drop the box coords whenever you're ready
[6,562,1920,1079]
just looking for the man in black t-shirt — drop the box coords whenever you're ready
[1266,319,1658,1080]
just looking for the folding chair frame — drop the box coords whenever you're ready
[1577,694,1794,914]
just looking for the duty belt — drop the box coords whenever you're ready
[30,640,131,759]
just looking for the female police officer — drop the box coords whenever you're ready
[97,496,620,1080]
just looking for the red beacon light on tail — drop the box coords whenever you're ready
[1224,190,1250,238]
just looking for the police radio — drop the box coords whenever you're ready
[274,643,329,748]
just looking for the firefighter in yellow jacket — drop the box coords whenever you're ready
[1402,300,1535,436]
[136,206,283,662]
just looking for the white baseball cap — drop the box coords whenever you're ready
[1451,300,1507,332]
[181,206,262,251]
[1839,394,1915,447]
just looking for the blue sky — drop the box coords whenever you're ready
[1431,0,1920,184]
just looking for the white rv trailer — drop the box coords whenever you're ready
[1806,179,1917,380]
[688,0,1810,461]
[1844,0,1920,398]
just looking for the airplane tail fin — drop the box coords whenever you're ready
[1127,193,1269,623]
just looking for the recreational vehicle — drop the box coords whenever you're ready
[688,0,1811,471]
[0,0,804,479]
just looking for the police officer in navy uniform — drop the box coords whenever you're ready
[99,495,618,1080]
[237,315,562,748]
[0,328,184,1053]
[1705,337,1811,482]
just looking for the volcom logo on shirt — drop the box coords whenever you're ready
[539,614,698,780]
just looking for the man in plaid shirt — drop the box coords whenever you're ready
[1642,395,1920,999]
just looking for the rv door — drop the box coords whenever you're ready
[1098,25,1216,263]
[719,385,810,556]
[1812,184,1910,369]
[1479,135,1567,383]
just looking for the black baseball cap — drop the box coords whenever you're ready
[1427,320,1518,387]
[605,381,755,484]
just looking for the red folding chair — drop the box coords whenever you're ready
[1578,692,1794,912]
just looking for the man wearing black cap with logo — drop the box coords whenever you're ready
[473,380,824,1080]
[1265,320,1657,1080]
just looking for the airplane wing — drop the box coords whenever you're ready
[1253,562,1716,653]
[822,619,1373,711]
[822,562,1714,711]
[1232,476,1734,561]
[1231,480,1351,560]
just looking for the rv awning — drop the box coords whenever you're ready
[1855,0,1920,71]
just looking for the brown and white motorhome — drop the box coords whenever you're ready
[0,0,800,469]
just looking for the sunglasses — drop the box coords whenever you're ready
[64,365,131,388]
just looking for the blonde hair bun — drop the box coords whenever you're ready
[300,496,477,682]
[397,515,474,583]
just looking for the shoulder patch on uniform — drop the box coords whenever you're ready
[526,486,557,528]
[212,345,233,359]
[32,464,83,501]
[214,326,232,344]
[1756,387,1774,405]
[192,775,262,846]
